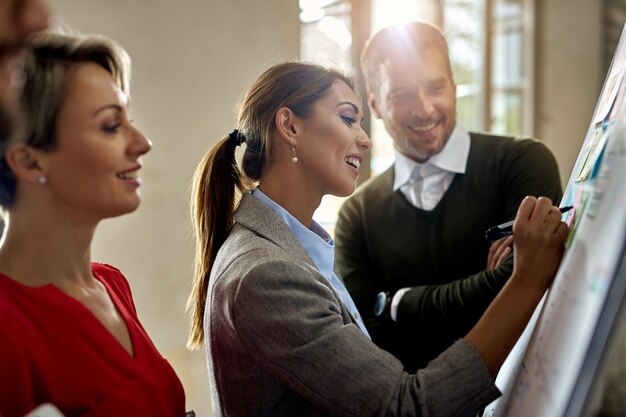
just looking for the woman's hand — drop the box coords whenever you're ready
[511,196,569,290]
[466,196,569,377]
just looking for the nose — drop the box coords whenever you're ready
[357,131,372,151]
[128,124,152,158]
[16,0,51,37]
[411,91,435,119]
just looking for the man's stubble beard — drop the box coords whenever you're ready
[395,133,450,162]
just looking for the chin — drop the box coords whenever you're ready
[108,199,141,218]
[332,183,357,198]
[403,140,446,161]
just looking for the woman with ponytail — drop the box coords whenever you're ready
[187,61,569,417]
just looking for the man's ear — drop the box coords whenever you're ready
[368,89,383,119]
[4,143,45,184]
[274,107,299,146]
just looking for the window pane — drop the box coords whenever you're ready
[300,1,352,71]
[445,0,485,131]
[371,0,440,32]
[492,0,523,85]
[491,0,525,134]
[491,90,522,134]
[457,89,482,130]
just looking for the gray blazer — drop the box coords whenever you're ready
[204,193,500,417]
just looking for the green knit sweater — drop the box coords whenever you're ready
[335,132,563,372]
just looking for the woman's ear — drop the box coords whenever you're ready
[4,143,46,184]
[274,107,298,146]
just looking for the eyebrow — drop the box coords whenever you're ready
[337,101,366,122]
[338,101,359,113]
[429,77,449,85]
[93,104,123,116]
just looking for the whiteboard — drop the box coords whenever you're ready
[482,23,626,417]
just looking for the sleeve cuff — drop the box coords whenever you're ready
[416,339,501,416]
[390,287,412,322]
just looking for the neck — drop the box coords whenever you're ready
[258,165,322,228]
[0,206,97,287]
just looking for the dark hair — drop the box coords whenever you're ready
[187,61,354,349]
[0,31,130,208]
[360,21,452,97]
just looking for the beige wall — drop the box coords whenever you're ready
[43,0,604,415]
[48,0,299,415]
[535,0,603,186]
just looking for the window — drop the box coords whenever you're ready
[446,0,534,136]
[300,0,352,72]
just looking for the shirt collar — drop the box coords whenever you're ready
[393,123,470,190]
[251,188,335,280]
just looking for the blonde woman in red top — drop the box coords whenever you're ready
[0,32,187,417]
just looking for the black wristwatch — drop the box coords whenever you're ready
[374,291,392,318]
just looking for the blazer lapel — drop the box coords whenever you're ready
[234,193,315,268]
[233,193,356,325]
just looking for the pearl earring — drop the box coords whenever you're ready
[37,175,47,185]
[291,145,298,164]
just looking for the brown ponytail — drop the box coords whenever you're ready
[187,133,251,349]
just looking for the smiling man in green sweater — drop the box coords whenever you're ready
[335,21,562,372]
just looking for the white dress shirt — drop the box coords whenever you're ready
[393,123,470,211]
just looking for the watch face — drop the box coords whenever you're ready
[374,291,387,316]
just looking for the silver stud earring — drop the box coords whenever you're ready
[37,175,47,185]
[291,145,298,164]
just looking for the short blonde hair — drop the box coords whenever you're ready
[0,32,130,207]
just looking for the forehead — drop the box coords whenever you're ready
[315,79,361,110]
[380,47,451,85]
[64,62,126,109]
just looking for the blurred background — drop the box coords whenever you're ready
[42,0,625,415]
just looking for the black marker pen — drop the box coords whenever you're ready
[484,206,574,242]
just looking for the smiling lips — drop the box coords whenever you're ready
[116,168,140,183]
[408,121,438,133]
[345,156,361,169]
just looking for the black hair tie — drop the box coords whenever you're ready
[228,129,246,146]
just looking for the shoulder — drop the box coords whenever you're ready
[217,223,291,274]
[215,229,330,297]
[0,291,40,415]
[468,132,557,167]
[218,235,319,290]
[91,262,135,309]
[470,131,554,156]
[0,276,37,330]
[92,262,129,289]
[0,288,24,336]
[0,285,34,363]
[211,244,341,333]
